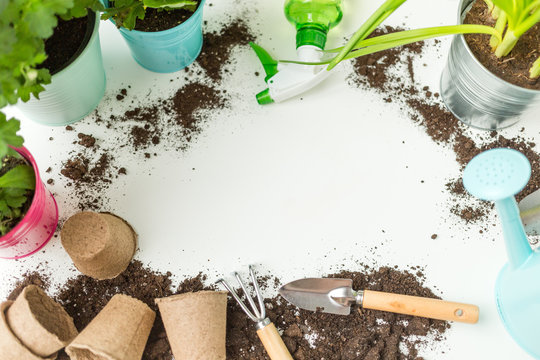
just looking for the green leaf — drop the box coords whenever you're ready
[3,188,28,208]
[0,165,36,190]
[530,56,540,78]
[282,25,500,66]
[0,113,23,159]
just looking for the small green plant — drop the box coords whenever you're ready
[278,0,499,69]
[0,113,35,236]
[102,0,198,30]
[483,0,540,78]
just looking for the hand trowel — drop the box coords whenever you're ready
[279,278,479,323]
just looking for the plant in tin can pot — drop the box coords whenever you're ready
[101,0,206,73]
[440,0,540,130]
[1,0,107,126]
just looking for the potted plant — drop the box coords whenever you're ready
[0,114,59,259]
[101,0,205,73]
[440,0,540,130]
[1,0,106,126]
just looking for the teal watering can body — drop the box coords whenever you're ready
[463,148,540,358]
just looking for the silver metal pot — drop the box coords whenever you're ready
[440,0,540,130]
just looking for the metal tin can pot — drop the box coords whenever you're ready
[440,0,540,130]
[115,0,205,73]
[16,12,106,126]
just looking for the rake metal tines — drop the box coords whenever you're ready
[217,266,270,329]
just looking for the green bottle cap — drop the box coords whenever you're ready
[256,88,274,105]
[296,27,327,49]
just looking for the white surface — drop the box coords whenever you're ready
[1,0,537,358]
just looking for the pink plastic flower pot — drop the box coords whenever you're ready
[0,147,59,259]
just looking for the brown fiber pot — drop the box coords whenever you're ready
[156,291,228,360]
[66,294,155,360]
[60,212,137,280]
[6,285,77,358]
[0,301,57,360]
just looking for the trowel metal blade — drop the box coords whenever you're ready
[278,278,354,315]
[519,189,540,235]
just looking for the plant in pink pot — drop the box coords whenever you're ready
[0,115,59,259]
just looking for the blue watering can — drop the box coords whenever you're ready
[463,148,540,358]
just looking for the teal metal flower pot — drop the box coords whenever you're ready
[17,12,106,126]
[116,0,205,73]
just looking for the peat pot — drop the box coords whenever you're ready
[0,147,59,259]
[440,0,540,130]
[17,11,106,126]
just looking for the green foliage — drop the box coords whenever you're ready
[487,0,540,57]
[0,112,24,160]
[102,0,197,30]
[0,165,36,190]
[62,0,104,20]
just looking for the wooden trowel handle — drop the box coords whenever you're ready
[256,322,294,360]
[362,290,479,324]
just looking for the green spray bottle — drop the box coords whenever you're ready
[251,0,344,104]
[285,0,343,50]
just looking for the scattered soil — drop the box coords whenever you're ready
[350,25,540,223]
[172,82,227,140]
[132,1,201,32]
[197,20,257,81]
[464,0,540,89]
[47,17,255,212]
[38,15,91,74]
[7,262,448,360]
[352,27,424,92]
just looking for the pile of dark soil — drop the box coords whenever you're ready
[197,20,257,81]
[350,26,540,223]
[7,262,449,360]
[228,266,448,360]
[464,0,540,89]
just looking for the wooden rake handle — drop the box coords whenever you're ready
[256,322,294,360]
[362,290,479,324]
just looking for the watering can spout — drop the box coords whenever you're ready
[495,198,533,269]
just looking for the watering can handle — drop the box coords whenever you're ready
[256,321,294,360]
[362,290,479,324]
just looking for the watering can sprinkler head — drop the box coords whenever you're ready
[463,148,531,201]
[463,148,540,358]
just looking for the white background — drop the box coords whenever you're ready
[1,0,537,358]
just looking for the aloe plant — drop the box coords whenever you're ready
[483,0,540,78]
[487,0,540,58]
[102,0,198,30]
